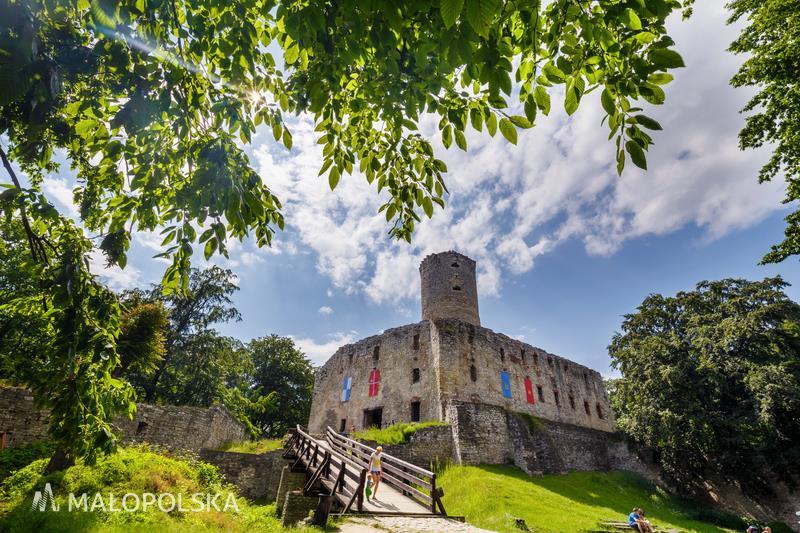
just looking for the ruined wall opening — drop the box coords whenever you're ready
[413,333,419,350]
[499,347,505,361]
[373,345,380,362]
[596,404,604,419]
[412,368,420,383]
[584,400,591,416]
[569,395,576,410]
[410,401,421,422]
[554,391,560,407]
[136,421,148,435]
[537,386,545,402]
[452,285,462,291]
[451,262,459,268]
[470,364,477,382]
[340,418,347,432]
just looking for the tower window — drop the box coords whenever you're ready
[348,353,353,364]
[521,349,525,362]
[413,333,420,350]
[569,395,576,410]
[452,285,462,291]
[583,372,589,386]
[563,363,569,372]
[412,368,420,383]
[533,353,539,365]
[410,401,421,422]
[340,419,347,432]
[548,357,553,367]
[373,345,380,362]
[537,386,545,402]
[451,262,459,268]
[554,390,560,407]
[500,348,505,361]
[584,400,591,416]
[470,364,477,382]
[596,404,604,419]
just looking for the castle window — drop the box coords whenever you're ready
[413,333,420,350]
[412,368,420,383]
[501,371,512,398]
[554,390,560,407]
[563,363,569,372]
[340,419,347,432]
[524,377,534,404]
[500,348,505,361]
[569,395,576,410]
[470,364,477,382]
[537,385,545,402]
[521,349,526,363]
[410,401,421,422]
[373,345,380,362]
[368,368,381,397]
[596,404,604,419]
[136,421,148,435]
[451,262,459,268]
[348,353,353,364]
[547,357,553,367]
[584,400,591,416]
[583,372,589,386]
[341,376,352,402]
[452,285,462,291]
[533,353,539,365]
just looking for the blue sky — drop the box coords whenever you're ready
[25,0,800,375]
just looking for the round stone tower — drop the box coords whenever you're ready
[420,251,480,326]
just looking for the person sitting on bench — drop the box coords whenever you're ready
[629,507,654,532]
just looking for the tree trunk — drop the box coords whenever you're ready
[45,446,74,474]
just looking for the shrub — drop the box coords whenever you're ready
[353,421,448,445]
[0,442,55,481]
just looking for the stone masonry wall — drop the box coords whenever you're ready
[0,386,247,451]
[360,424,455,469]
[444,400,647,477]
[307,322,438,434]
[199,449,284,500]
[434,319,615,433]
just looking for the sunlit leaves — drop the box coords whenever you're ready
[440,0,464,29]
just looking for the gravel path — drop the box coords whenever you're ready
[337,516,496,533]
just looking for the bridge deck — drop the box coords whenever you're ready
[285,426,447,518]
[310,437,430,515]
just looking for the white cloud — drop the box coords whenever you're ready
[292,331,357,365]
[250,0,784,308]
[41,177,79,218]
[88,250,142,291]
[318,306,334,315]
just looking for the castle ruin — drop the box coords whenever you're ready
[308,252,634,474]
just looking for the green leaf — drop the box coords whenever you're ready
[634,115,663,130]
[649,48,686,69]
[486,113,497,137]
[470,108,483,131]
[442,124,453,148]
[422,197,434,218]
[329,167,341,190]
[440,0,464,28]
[543,63,566,83]
[564,86,579,116]
[454,129,467,151]
[648,73,674,85]
[601,88,616,116]
[626,140,647,170]
[616,149,625,175]
[621,8,642,30]
[510,116,532,129]
[533,86,551,115]
[499,118,517,145]
[282,129,293,150]
[464,0,501,37]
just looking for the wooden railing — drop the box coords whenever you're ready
[324,426,446,515]
[285,426,369,513]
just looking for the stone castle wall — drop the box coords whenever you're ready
[199,448,285,500]
[0,386,248,451]
[307,322,438,433]
[434,319,615,433]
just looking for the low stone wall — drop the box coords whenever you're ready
[443,400,655,478]
[0,386,248,452]
[199,449,285,500]
[361,424,455,469]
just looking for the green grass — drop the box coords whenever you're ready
[352,420,448,445]
[217,438,284,454]
[0,445,321,532]
[439,465,749,533]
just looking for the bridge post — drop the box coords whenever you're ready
[311,495,333,526]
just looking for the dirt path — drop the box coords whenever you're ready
[337,516,495,533]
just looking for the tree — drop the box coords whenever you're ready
[609,278,800,492]
[727,0,800,263]
[115,293,169,379]
[248,335,315,436]
[0,0,692,464]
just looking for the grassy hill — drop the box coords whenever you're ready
[0,446,318,533]
[439,465,751,533]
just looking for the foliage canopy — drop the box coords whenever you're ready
[609,278,800,490]
[0,0,691,463]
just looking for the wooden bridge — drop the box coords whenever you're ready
[282,425,448,522]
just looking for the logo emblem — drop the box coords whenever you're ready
[32,482,59,512]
